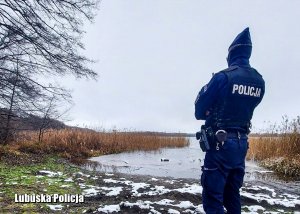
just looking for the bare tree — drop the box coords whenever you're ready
[0,56,20,143]
[0,0,100,144]
[35,95,70,143]
[0,49,64,143]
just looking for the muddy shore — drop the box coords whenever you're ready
[2,160,300,213]
[81,170,300,213]
[79,171,300,214]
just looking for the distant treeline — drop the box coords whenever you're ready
[0,109,288,140]
[116,131,195,138]
[0,108,65,132]
[0,107,195,145]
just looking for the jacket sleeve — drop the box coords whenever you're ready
[194,72,227,120]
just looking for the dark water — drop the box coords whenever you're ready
[84,138,280,181]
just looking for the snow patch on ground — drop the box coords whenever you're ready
[164,180,177,184]
[168,208,180,214]
[39,170,63,177]
[241,190,300,207]
[151,178,159,181]
[243,205,265,212]
[120,198,199,212]
[131,182,151,196]
[82,186,101,197]
[150,208,162,214]
[155,199,174,206]
[254,170,274,173]
[174,183,202,195]
[98,204,120,213]
[64,177,73,182]
[101,187,123,196]
[47,204,63,211]
[60,184,71,188]
[120,200,152,210]
[144,185,171,196]
[103,178,119,184]
[194,204,205,213]
[247,185,277,197]
[282,193,299,199]
[103,178,132,185]
[175,201,195,209]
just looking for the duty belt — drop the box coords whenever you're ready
[226,132,247,138]
[214,130,247,150]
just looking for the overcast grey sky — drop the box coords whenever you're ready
[63,0,300,133]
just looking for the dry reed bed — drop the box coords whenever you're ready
[248,133,300,178]
[8,129,189,161]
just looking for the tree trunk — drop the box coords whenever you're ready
[2,60,19,144]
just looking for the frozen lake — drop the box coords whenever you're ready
[85,137,276,181]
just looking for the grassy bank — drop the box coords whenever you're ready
[0,157,79,213]
[1,129,189,163]
[247,117,300,178]
[0,156,116,213]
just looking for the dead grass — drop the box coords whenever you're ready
[3,128,189,162]
[248,134,300,161]
[247,116,300,178]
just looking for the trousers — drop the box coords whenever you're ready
[201,136,248,214]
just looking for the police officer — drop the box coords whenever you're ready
[194,28,265,213]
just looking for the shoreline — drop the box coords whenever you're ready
[1,156,300,213]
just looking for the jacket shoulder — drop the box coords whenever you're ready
[251,67,263,78]
[214,66,238,80]
[222,66,239,72]
[217,66,239,75]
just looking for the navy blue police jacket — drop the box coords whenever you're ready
[194,28,265,133]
